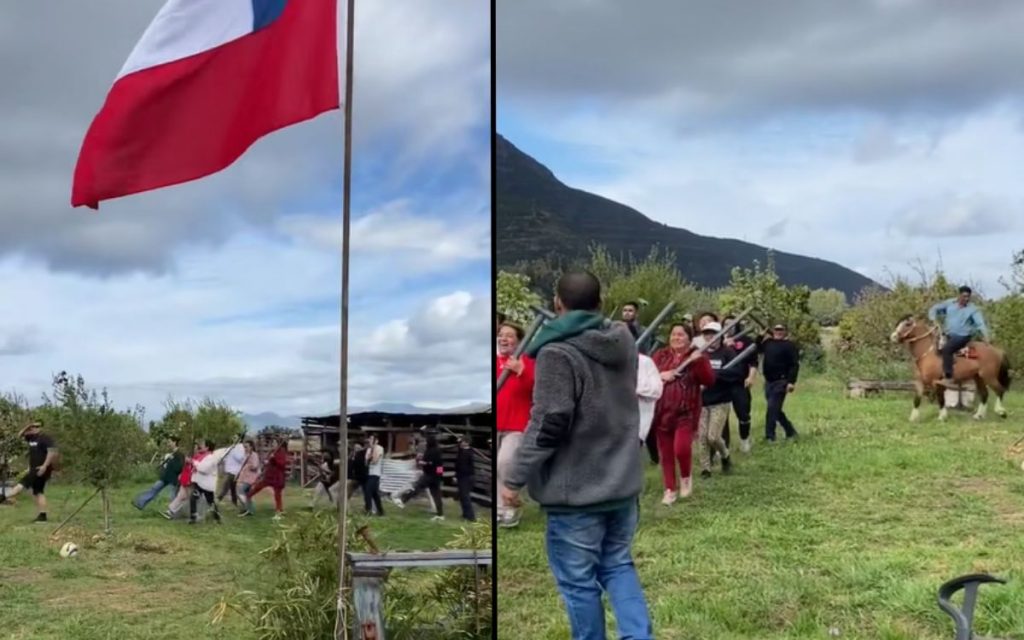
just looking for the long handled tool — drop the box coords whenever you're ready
[496,306,555,392]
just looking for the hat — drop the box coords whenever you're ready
[773,323,787,331]
[701,321,722,334]
[19,421,41,437]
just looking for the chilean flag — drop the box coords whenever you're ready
[72,0,341,209]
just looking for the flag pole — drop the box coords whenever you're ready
[336,0,355,638]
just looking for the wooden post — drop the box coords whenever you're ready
[301,429,308,486]
[351,566,388,640]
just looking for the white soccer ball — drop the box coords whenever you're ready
[59,542,79,558]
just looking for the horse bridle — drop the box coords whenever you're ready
[897,321,938,363]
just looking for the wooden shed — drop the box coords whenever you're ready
[299,408,493,507]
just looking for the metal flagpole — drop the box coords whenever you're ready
[336,0,355,638]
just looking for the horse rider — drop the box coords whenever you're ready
[927,285,991,386]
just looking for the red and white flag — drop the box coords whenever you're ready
[72,0,340,209]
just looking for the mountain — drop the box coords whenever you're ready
[239,412,303,431]
[496,134,878,299]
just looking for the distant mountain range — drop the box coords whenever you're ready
[496,134,878,299]
[239,402,491,431]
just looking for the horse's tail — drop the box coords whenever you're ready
[998,353,1011,391]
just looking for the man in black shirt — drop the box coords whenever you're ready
[758,324,800,441]
[0,421,58,522]
[392,432,445,521]
[455,436,476,522]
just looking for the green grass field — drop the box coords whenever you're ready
[498,376,1024,639]
[0,483,463,639]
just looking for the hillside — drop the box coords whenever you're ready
[496,134,878,298]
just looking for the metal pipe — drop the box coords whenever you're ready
[634,301,676,353]
[496,306,553,392]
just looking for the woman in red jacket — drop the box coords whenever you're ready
[651,323,715,505]
[247,437,289,520]
[496,322,535,528]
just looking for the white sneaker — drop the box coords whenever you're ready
[741,438,752,454]
[679,477,693,498]
[391,495,405,509]
[272,512,284,521]
[431,515,445,522]
[661,489,678,506]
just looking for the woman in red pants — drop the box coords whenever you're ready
[246,437,288,520]
[651,323,715,505]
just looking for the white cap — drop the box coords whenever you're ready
[702,321,722,334]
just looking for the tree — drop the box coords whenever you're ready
[496,270,543,326]
[156,397,247,452]
[41,372,148,533]
[0,394,30,488]
[808,288,848,327]
[719,255,820,349]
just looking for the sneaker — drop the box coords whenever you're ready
[131,501,144,511]
[680,477,693,498]
[700,470,712,479]
[391,495,405,509]
[499,512,521,529]
[431,515,445,522]
[721,456,733,474]
[238,511,252,518]
[161,510,173,520]
[661,489,678,506]
[33,513,47,523]
[188,519,197,525]
[740,438,752,454]
[272,513,284,521]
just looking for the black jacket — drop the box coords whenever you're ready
[349,448,368,482]
[701,346,746,406]
[758,337,800,384]
[455,447,474,478]
[422,445,444,479]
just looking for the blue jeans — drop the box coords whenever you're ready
[545,500,653,640]
[132,480,177,510]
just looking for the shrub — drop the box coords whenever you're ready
[496,270,544,327]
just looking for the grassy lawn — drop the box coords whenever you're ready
[0,483,466,639]
[498,375,1024,639]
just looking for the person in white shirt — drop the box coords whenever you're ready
[216,439,247,508]
[637,353,664,447]
[364,435,385,516]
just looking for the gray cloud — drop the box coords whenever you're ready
[0,1,488,276]
[0,329,44,357]
[763,218,789,240]
[892,193,1019,238]
[853,122,910,163]
[498,0,1024,124]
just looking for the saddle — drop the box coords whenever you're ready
[937,335,979,359]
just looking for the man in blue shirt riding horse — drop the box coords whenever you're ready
[928,285,991,386]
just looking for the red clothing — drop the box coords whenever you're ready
[657,426,694,489]
[262,447,289,488]
[179,450,209,486]
[497,354,535,432]
[651,348,715,433]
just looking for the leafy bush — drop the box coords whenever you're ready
[0,394,30,483]
[808,288,849,326]
[155,397,247,451]
[719,255,820,350]
[219,515,492,640]
[988,295,1024,377]
[496,270,544,327]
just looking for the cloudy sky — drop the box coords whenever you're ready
[0,1,491,420]
[498,0,1024,297]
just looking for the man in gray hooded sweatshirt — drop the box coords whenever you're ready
[501,270,653,640]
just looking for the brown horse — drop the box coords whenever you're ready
[890,316,1011,422]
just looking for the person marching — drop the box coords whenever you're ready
[0,421,59,523]
[758,323,801,442]
[723,315,758,454]
[133,437,183,511]
[496,321,535,528]
[698,323,742,477]
[651,323,714,503]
